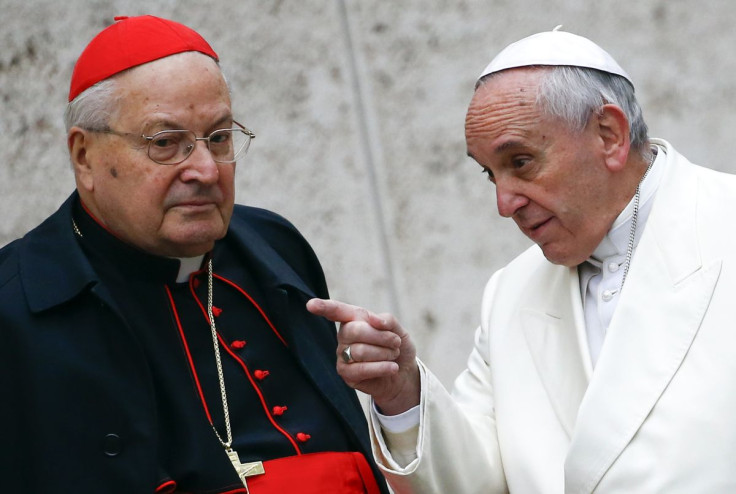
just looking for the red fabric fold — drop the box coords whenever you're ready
[245,451,380,494]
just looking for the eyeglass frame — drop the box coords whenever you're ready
[84,120,255,165]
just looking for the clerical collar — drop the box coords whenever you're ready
[73,198,205,284]
[589,145,665,265]
[174,255,206,283]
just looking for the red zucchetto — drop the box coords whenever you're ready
[68,15,219,102]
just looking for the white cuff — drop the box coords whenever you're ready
[373,402,420,433]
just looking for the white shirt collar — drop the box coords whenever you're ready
[580,144,666,368]
[174,254,206,283]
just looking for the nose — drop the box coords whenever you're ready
[179,140,220,184]
[495,178,529,218]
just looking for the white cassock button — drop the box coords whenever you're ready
[602,289,615,302]
[607,262,620,273]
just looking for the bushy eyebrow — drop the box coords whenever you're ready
[494,139,526,154]
[143,113,233,133]
[467,138,527,161]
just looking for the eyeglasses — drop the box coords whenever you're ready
[88,120,255,165]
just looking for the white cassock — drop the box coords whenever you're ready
[371,139,736,493]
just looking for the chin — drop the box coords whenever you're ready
[541,247,588,268]
[162,224,227,257]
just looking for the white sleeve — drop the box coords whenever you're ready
[366,273,509,494]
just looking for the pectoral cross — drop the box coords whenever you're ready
[227,448,265,493]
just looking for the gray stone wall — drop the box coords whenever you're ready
[2,0,735,386]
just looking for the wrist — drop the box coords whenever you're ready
[375,365,421,415]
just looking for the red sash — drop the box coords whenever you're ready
[247,451,381,494]
[156,451,382,493]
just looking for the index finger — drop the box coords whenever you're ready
[306,298,373,324]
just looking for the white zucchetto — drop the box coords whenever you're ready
[479,26,633,85]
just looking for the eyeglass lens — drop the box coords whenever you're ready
[148,129,251,165]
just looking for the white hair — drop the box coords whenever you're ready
[64,78,120,133]
[478,66,651,159]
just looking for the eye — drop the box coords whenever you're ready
[150,133,182,149]
[481,168,495,183]
[209,130,232,144]
[511,156,531,169]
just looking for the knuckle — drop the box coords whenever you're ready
[376,311,394,325]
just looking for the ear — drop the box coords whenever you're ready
[596,104,630,173]
[68,127,96,192]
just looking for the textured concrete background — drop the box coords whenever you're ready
[2,0,736,387]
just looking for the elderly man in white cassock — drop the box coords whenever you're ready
[308,27,736,493]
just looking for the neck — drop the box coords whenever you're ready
[610,149,655,227]
[629,148,655,193]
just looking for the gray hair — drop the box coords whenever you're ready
[64,78,120,133]
[63,52,229,134]
[479,66,651,158]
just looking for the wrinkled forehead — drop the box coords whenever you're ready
[470,68,546,114]
[111,52,232,127]
[465,69,555,145]
[121,51,221,79]
[113,52,227,98]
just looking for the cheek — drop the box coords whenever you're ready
[119,171,172,218]
[220,163,236,183]
[555,189,589,230]
[218,166,236,198]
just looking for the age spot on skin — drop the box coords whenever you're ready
[110,167,118,178]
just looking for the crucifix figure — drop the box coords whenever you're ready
[227,449,265,492]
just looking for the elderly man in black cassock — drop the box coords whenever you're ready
[1,15,387,494]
